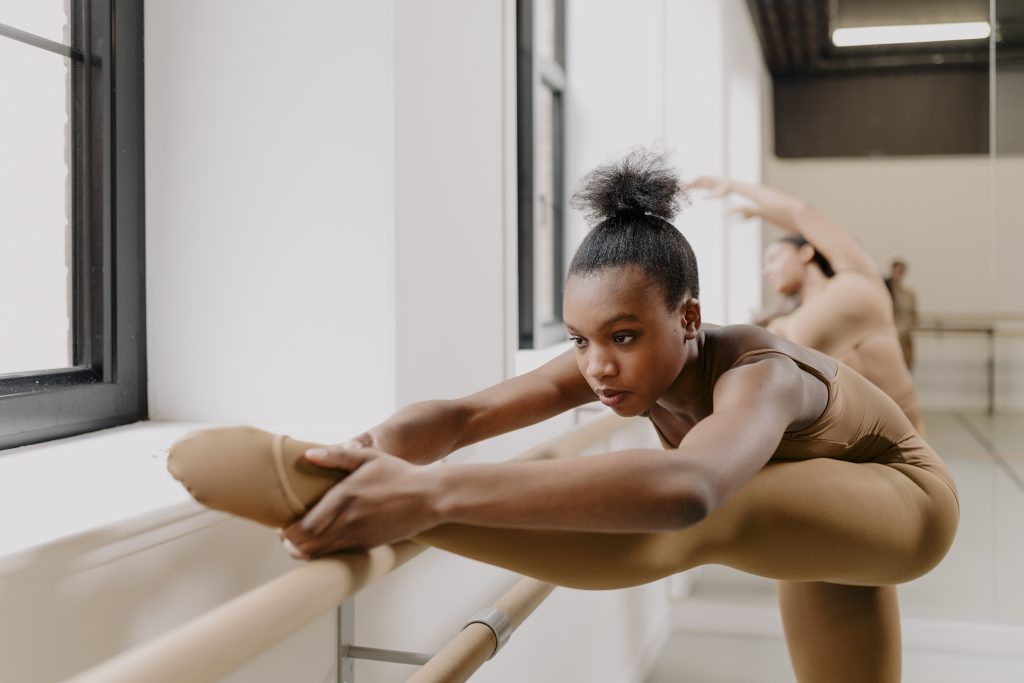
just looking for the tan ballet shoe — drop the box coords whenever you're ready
[167,426,344,527]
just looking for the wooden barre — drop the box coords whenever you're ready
[405,578,555,683]
[65,542,426,683]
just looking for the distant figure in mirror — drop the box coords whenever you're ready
[885,259,918,371]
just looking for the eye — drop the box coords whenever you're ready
[612,334,635,344]
[569,335,588,347]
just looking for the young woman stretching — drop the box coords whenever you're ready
[170,150,958,683]
[688,177,925,434]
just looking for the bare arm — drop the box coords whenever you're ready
[689,176,880,278]
[351,349,595,465]
[284,357,812,554]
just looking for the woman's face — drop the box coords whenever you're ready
[763,241,806,296]
[563,265,697,417]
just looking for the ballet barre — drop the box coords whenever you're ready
[64,411,635,683]
[402,578,555,683]
[913,315,1024,415]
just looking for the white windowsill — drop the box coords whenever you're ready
[0,421,207,567]
[0,419,360,573]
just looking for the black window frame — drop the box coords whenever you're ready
[518,0,567,349]
[0,0,146,451]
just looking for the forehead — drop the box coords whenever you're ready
[563,266,663,329]
[765,241,796,257]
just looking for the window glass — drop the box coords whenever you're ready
[1,1,73,45]
[534,84,556,328]
[535,0,558,65]
[0,37,73,375]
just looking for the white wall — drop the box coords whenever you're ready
[145,0,397,433]
[566,0,765,326]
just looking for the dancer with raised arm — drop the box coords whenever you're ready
[688,176,925,434]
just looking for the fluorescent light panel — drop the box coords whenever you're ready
[832,21,991,47]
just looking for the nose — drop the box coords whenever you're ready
[585,346,618,381]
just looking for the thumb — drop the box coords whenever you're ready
[304,445,372,471]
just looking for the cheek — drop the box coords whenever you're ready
[635,338,684,393]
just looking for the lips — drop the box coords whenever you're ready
[597,388,628,407]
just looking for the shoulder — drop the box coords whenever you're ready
[829,270,890,300]
[712,350,805,417]
[704,324,801,374]
[707,323,779,353]
[815,271,893,324]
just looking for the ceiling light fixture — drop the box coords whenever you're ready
[831,21,991,47]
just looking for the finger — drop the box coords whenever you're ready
[300,480,355,535]
[282,537,309,561]
[344,433,372,449]
[309,530,372,557]
[304,445,370,470]
[281,519,314,546]
[296,525,355,558]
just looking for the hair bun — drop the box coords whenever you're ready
[570,148,688,225]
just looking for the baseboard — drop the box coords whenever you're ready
[671,599,1024,658]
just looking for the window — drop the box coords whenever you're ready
[518,0,567,349]
[0,0,146,450]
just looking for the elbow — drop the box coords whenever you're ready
[668,477,714,529]
[786,198,812,224]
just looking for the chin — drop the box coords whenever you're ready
[612,400,649,418]
[773,280,799,297]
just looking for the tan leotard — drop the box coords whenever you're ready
[768,271,924,433]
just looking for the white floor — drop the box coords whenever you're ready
[644,411,1024,683]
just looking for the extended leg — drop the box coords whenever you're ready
[169,427,957,590]
[778,581,901,683]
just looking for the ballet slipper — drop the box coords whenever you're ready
[167,426,343,527]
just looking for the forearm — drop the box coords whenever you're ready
[731,180,878,276]
[729,180,806,232]
[429,449,710,533]
[368,400,468,465]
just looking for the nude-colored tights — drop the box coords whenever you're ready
[169,426,957,683]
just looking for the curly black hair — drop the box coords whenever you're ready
[567,148,699,307]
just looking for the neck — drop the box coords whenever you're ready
[800,265,829,301]
[658,328,706,413]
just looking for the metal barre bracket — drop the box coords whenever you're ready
[342,644,433,667]
[463,608,512,659]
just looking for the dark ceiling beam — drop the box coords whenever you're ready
[779,0,804,70]
[758,0,791,73]
[801,0,828,71]
[747,0,1024,76]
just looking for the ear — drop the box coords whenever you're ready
[679,297,702,341]
[797,243,816,266]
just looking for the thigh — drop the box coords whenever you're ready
[416,458,957,590]
[698,458,958,585]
